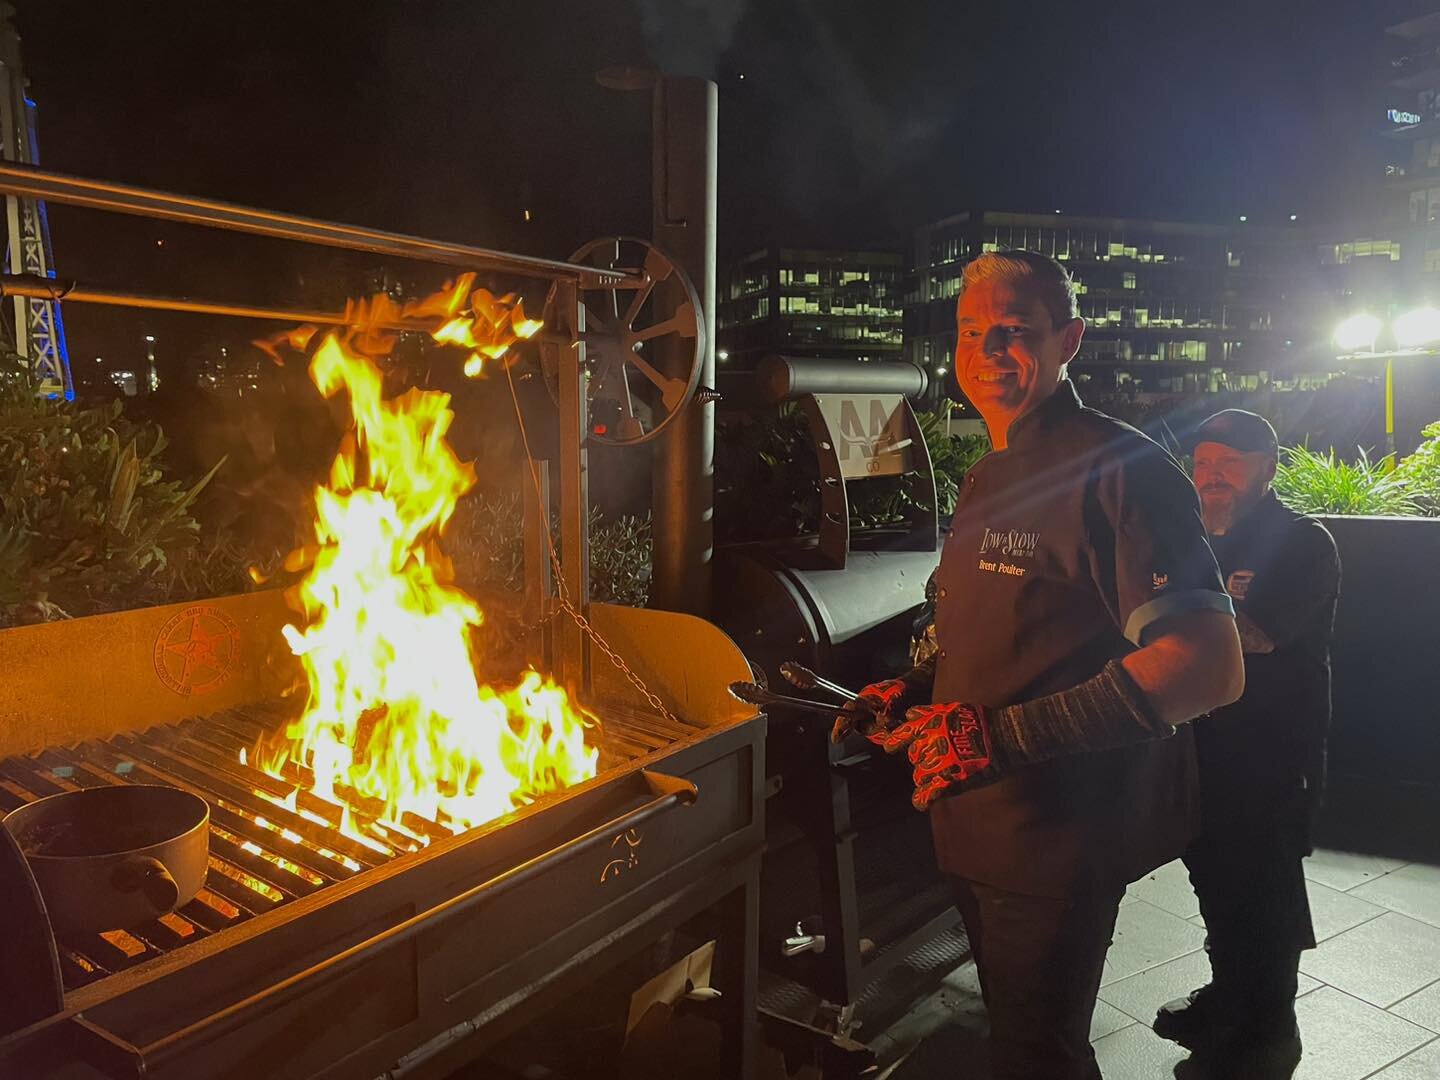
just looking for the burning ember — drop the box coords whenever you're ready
[252,276,597,841]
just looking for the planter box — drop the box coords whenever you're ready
[1317,515,1440,797]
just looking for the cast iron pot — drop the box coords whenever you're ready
[3,784,210,936]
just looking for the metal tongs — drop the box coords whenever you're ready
[727,662,874,740]
[779,661,858,703]
[726,681,840,717]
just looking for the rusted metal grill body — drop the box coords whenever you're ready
[0,146,762,1077]
[0,595,765,1080]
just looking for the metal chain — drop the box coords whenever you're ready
[500,342,679,725]
[545,549,681,724]
[552,591,680,723]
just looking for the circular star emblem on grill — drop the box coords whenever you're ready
[152,605,241,697]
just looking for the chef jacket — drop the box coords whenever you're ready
[924,380,1234,898]
[1196,491,1339,842]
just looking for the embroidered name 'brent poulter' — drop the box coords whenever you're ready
[978,526,1040,577]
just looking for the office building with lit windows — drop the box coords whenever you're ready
[1380,11,1440,284]
[904,211,1337,397]
[716,247,904,368]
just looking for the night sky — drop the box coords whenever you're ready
[6,0,1425,372]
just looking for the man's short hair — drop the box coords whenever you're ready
[958,250,1080,328]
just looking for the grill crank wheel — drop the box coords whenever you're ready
[542,237,705,446]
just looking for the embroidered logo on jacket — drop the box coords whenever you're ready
[979,527,1040,559]
[1226,570,1254,600]
[977,526,1040,578]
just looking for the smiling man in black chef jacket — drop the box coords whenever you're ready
[836,251,1244,1079]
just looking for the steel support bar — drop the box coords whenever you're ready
[0,162,640,289]
[555,281,590,693]
[0,272,414,330]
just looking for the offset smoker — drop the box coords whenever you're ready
[714,356,960,1026]
[0,592,764,1079]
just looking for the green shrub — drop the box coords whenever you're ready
[445,489,652,607]
[0,351,225,625]
[1273,445,1422,517]
[1395,422,1440,515]
[714,406,820,542]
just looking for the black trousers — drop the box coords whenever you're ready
[951,877,1124,1080]
[1183,826,1316,1023]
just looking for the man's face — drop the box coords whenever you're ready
[1192,440,1276,535]
[954,279,1084,438]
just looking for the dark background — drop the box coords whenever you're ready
[6,0,1424,372]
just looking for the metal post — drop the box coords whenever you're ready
[1386,356,1396,462]
[522,458,554,674]
[649,75,717,617]
[554,282,590,693]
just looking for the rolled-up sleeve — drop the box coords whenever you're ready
[1086,436,1233,646]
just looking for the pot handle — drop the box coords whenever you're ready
[112,855,180,913]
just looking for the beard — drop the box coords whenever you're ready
[1200,485,1259,536]
[1201,494,1235,536]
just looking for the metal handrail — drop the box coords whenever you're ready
[0,273,415,330]
[0,162,639,289]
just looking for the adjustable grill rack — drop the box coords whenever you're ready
[0,702,706,995]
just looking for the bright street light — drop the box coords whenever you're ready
[1333,313,1382,352]
[1394,306,1440,348]
[144,334,156,343]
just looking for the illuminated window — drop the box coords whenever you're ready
[1123,272,1137,290]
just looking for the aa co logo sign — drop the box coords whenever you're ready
[814,396,911,478]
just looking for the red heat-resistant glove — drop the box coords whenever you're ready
[869,702,1003,810]
[831,677,914,743]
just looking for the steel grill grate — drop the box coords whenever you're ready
[0,699,697,992]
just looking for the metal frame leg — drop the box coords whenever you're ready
[713,860,760,1080]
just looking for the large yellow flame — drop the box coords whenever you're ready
[257,278,594,839]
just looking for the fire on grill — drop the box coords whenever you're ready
[246,276,597,846]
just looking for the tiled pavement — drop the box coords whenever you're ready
[1093,849,1440,1079]
[886,848,1440,1079]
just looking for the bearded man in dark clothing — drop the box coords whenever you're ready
[1155,410,1341,1078]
